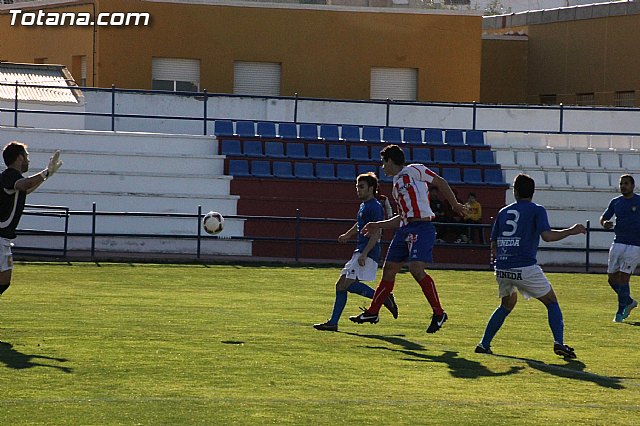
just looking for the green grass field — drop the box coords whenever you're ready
[1,263,639,425]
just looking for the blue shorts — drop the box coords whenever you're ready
[385,221,436,264]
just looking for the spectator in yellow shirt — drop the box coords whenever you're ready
[456,192,483,244]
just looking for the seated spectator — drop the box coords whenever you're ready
[456,192,483,244]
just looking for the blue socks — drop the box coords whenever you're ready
[546,301,564,345]
[328,282,376,325]
[617,283,633,313]
[347,281,375,298]
[480,306,510,349]
[328,291,348,325]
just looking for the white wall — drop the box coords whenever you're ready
[81,90,640,137]
[0,99,85,130]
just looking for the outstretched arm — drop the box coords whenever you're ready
[541,223,586,242]
[430,175,467,217]
[15,151,62,194]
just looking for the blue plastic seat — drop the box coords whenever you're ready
[243,141,263,157]
[337,164,356,181]
[475,150,495,165]
[257,122,277,139]
[214,120,234,138]
[362,126,382,143]
[294,162,314,179]
[349,145,370,161]
[308,144,327,160]
[328,144,348,160]
[382,127,402,144]
[278,123,298,140]
[220,140,242,156]
[463,168,482,184]
[250,160,271,177]
[445,130,465,146]
[369,146,383,161]
[357,164,377,175]
[379,166,393,183]
[433,148,453,164]
[412,147,431,164]
[299,123,320,141]
[236,121,256,138]
[341,125,361,142]
[320,124,340,142]
[424,129,444,145]
[484,169,505,185]
[466,130,485,146]
[455,149,474,165]
[273,161,294,178]
[228,159,249,176]
[285,142,306,159]
[403,127,423,144]
[316,163,337,180]
[442,167,462,184]
[265,141,285,158]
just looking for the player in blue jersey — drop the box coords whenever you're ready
[600,174,640,323]
[475,173,585,358]
[314,173,398,331]
[0,142,62,298]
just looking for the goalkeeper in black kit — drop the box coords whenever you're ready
[0,141,62,296]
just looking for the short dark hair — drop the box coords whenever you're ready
[3,141,27,167]
[380,144,405,166]
[357,172,378,192]
[514,173,535,199]
[620,174,635,185]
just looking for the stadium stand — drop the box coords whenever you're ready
[278,122,298,139]
[299,123,321,141]
[362,126,382,143]
[424,128,444,145]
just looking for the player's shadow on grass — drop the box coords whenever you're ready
[344,332,523,379]
[0,341,72,373]
[495,354,624,389]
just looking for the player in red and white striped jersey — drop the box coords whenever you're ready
[350,144,466,333]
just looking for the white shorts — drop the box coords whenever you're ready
[495,264,552,300]
[341,252,379,282]
[0,238,14,273]
[607,243,640,275]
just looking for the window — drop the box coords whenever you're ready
[539,94,557,105]
[233,61,281,96]
[370,67,417,101]
[576,93,595,106]
[152,58,200,92]
[614,91,635,107]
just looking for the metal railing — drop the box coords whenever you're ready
[12,205,612,271]
[3,81,640,136]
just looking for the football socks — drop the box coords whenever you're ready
[347,281,375,298]
[546,301,564,345]
[328,291,348,325]
[480,305,510,349]
[418,274,443,315]
[368,279,395,314]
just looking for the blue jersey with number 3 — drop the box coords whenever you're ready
[491,200,551,269]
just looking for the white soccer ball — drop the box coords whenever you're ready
[203,211,224,235]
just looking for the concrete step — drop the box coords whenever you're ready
[27,149,225,176]
[26,190,239,215]
[0,127,215,156]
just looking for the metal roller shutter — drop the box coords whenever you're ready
[233,61,281,96]
[152,58,200,89]
[370,67,417,101]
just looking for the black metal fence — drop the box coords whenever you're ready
[12,205,610,271]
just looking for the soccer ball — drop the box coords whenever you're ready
[203,211,224,235]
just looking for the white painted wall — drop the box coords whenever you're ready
[0,99,85,130]
[80,91,640,137]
